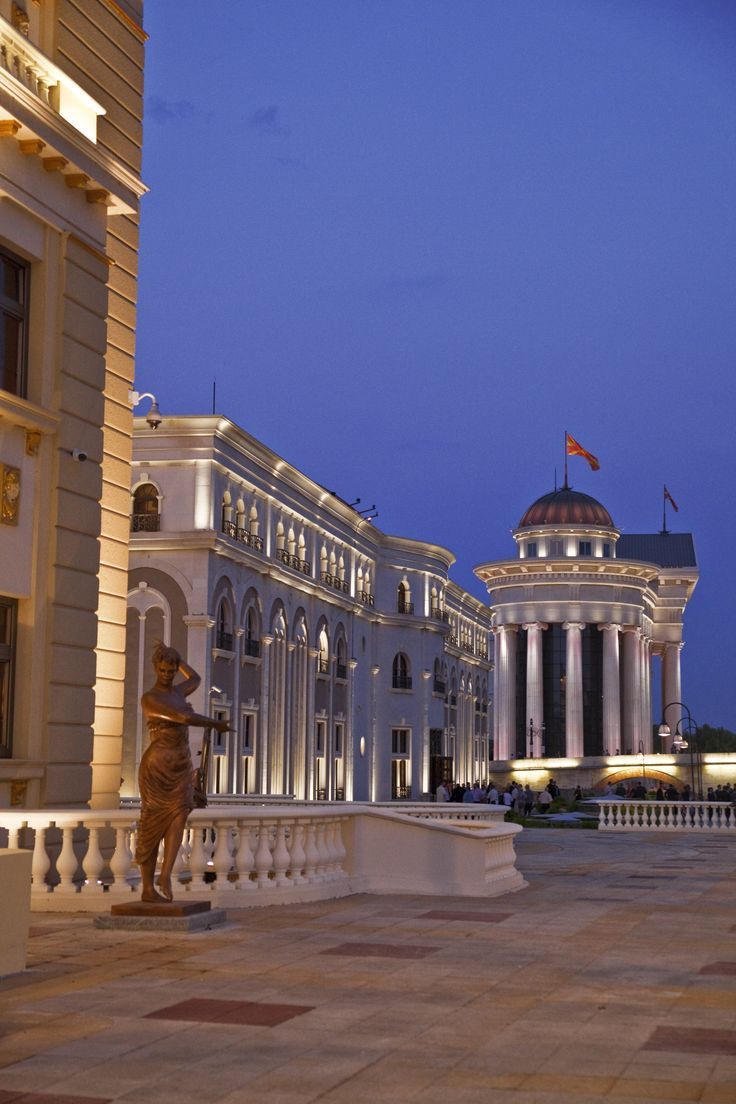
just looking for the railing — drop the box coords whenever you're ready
[215,630,233,651]
[392,674,412,690]
[448,634,458,646]
[0,802,522,911]
[358,591,374,607]
[131,513,160,532]
[397,600,414,615]
[243,637,261,658]
[391,786,412,800]
[0,15,105,143]
[335,663,347,681]
[277,549,311,575]
[317,657,330,674]
[430,607,450,623]
[477,649,489,661]
[321,572,349,594]
[223,521,264,552]
[597,800,736,832]
[433,679,446,695]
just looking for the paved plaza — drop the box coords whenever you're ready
[1,829,735,1104]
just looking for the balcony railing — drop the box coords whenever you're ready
[433,679,446,695]
[131,513,159,532]
[392,674,413,690]
[335,663,348,681]
[430,607,450,623]
[477,648,489,661]
[215,630,233,652]
[358,591,374,607]
[277,548,311,575]
[448,634,458,647]
[321,572,349,594]
[392,785,412,800]
[397,600,414,615]
[317,657,330,675]
[243,637,261,659]
[222,521,264,551]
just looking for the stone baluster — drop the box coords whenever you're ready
[315,820,330,880]
[234,824,256,890]
[188,826,209,888]
[333,818,347,874]
[109,825,133,891]
[303,821,319,882]
[84,826,107,893]
[212,824,235,891]
[254,821,274,887]
[271,822,290,886]
[57,825,79,891]
[289,822,306,883]
[172,831,187,886]
[8,825,20,849]
[31,823,51,892]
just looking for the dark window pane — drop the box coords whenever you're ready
[1,313,21,393]
[1,256,21,302]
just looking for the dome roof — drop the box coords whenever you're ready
[518,488,615,529]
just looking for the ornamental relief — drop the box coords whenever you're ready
[1,465,20,525]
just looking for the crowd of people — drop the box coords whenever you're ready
[603,780,736,803]
[434,778,565,815]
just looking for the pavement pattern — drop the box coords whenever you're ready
[1,829,735,1104]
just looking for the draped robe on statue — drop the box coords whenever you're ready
[136,719,195,867]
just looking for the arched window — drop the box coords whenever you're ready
[236,497,246,531]
[318,627,329,674]
[221,490,233,534]
[276,520,285,551]
[397,581,413,615]
[132,483,160,532]
[392,653,412,690]
[288,527,296,555]
[249,503,259,535]
[216,599,233,651]
[244,606,260,657]
[336,637,347,680]
[433,659,445,695]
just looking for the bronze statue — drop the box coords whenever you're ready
[136,642,230,904]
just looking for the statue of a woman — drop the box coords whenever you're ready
[136,642,230,903]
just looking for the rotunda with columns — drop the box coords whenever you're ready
[475,488,698,763]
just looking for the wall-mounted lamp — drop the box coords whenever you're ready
[129,389,162,429]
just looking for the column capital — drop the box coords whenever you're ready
[261,634,274,647]
[308,647,320,658]
[522,621,548,632]
[598,622,622,633]
[183,614,215,629]
[492,623,518,636]
[621,624,640,636]
[563,621,585,632]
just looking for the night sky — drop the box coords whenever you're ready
[134,1,736,729]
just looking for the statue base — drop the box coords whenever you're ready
[94,900,226,932]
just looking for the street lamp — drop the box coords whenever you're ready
[658,701,701,800]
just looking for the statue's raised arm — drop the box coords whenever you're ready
[136,642,231,904]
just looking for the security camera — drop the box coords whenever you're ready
[71,448,88,462]
[145,400,162,430]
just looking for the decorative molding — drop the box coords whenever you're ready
[42,155,67,172]
[0,118,21,136]
[64,172,90,189]
[18,137,44,154]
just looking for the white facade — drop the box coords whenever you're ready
[124,416,493,802]
[475,488,698,762]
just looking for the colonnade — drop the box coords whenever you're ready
[492,622,683,760]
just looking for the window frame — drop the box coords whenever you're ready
[0,245,30,399]
[0,597,17,758]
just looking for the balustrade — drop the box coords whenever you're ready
[597,800,736,832]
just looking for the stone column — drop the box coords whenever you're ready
[621,627,641,754]
[640,636,652,753]
[306,648,319,798]
[662,643,683,740]
[259,634,273,793]
[598,624,621,756]
[563,622,585,758]
[523,622,547,757]
[347,658,358,801]
[493,625,517,760]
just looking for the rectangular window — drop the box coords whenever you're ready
[602,543,611,558]
[578,541,592,556]
[334,722,343,756]
[526,542,537,558]
[315,720,326,756]
[0,598,17,758]
[0,248,29,397]
[549,539,564,557]
[240,711,256,755]
[391,727,410,756]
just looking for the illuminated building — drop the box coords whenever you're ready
[475,488,698,763]
[0,1,145,807]
[124,415,492,801]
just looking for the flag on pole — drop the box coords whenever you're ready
[664,485,679,512]
[565,433,600,472]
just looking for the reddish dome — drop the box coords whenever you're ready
[518,489,614,529]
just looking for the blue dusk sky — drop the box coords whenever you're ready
[135,1,736,729]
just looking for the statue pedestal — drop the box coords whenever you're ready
[94,899,226,931]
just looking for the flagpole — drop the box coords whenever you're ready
[662,484,667,534]
[563,430,568,489]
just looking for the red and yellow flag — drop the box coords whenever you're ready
[664,485,679,512]
[566,433,600,472]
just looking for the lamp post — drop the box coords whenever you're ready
[658,701,700,800]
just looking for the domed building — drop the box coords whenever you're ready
[474,487,698,762]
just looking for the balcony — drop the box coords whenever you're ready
[392,674,413,691]
[243,637,261,659]
[0,16,105,143]
[358,590,374,607]
[277,548,311,575]
[222,520,264,552]
[430,607,450,623]
[131,513,159,533]
[397,599,414,615]
[321,571,349,594]
[335,663,348,681]
[317,657,330,675]
[216,630,233,652]
[433,679,446,695]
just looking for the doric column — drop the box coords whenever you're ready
[598,624,621,756]
[640,636,652,753]
[523,622,547,756]
[493,625,517,759]
[621,627,641,753]
[306,647,319,798]
[182,614,215,720]
[563,622,585,757]
[347,658,358,800]
[662,643,683,740]
[259,634,274,792]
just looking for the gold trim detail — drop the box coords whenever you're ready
[102,0,148,42]
[1,465,21,525]
[25,430,42,456]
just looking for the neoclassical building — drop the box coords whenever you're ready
[124,415,492,802]
[0,0,145,809]
[475,488,698,762]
